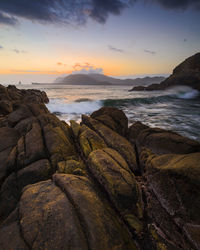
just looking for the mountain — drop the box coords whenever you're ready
[54,73,165,86]
[130,52,200,91]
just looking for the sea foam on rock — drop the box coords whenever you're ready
[0,84,200,249]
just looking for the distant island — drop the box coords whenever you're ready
[32,74,165,86]
[54,74,165,86]
[130,52,200,91]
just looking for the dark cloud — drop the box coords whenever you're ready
[144,49,156,55]
[184,38,187,42]
[0,0,134,26]
[108,45,124,53]
[0,45,3,49]
[0,0,199,27]
[0,11,18,26]
[153,0,200,10]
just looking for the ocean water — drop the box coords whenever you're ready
[18,84,200,141]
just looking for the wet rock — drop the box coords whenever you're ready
[144,151,200,249]
[128,121,149,144]
[18,176,137,250]
[79,124,106,158]
[24,122,46,165]
[82,115,138,172]
[0,100,13,115]
[44,125,77,169]
[0,208,28,249]
[0,159,51,221]
[136,127,200,155]
[88,148,143,232]
[0,84,200,250]
[57,159,86,176]
[91,106,128,136]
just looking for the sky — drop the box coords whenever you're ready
[0,0,200,84]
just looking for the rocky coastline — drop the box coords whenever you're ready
[0,84,200,249]
[130,53,200,91]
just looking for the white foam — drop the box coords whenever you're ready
[166,86,199,99]
[46,99,102,115]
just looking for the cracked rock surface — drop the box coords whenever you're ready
[0,84,200,250]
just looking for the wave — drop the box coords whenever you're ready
[47,99,102,114]
[102,95,174,107]
[47,86,199,116]
[166,86,199,99]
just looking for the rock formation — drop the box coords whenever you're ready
[0,84,200,249]
[130,52,200,91]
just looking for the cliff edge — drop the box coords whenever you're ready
[130,53,200,91]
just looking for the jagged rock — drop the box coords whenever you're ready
[70,120,81,138]
[82,115,138,172]
[0,127,20,184]
[44,125,77,169]
[0,100,13,115]
[0,208,29,249]
[88,148,143,233]
[136,127,200,155]
[14,175,137,250]
[130,52,200,91]
[0,84,200,250]
[128,121,149,144]
[57,159,86,176]
[24,122,46,165]
[91,106,128,136]
[79,124,107,158]
[143,150,200,249]
[0,159,51,221]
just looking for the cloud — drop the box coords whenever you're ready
[144,49,156,55]
[0,11,18,26]
[57,62,67,66]
[108,45,124,53]
[71,62,103,74]
[0,0,134,26]
[13,49,27,54]
[0,45,3,49]
[184,38,187,42]
[0,0,199,27]
[152,0,200,10]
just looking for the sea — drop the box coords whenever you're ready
[17,84,200,141]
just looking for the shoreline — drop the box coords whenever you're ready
[0,84,200,249]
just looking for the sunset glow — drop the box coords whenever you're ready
[0,1,200,83]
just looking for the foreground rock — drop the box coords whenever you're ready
[130,52,200,91]
[0,85,200,249]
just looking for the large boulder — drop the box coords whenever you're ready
[82,115,138,172]
[129,122,200,156]
[0,175,137,250]
[91,107,128,136]
[142,150,200,249]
